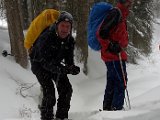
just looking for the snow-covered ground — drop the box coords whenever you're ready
[0,20,160,120]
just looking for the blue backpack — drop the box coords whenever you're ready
[87,2,113,51]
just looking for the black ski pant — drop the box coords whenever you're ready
[31,62,73,119]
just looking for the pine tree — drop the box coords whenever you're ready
[128,0,154,63]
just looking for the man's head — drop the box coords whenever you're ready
[56,11,73,39]
[117,0,133,9]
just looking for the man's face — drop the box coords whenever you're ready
[57,21,72,39]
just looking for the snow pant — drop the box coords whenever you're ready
[103,60,128,110]
[31,62,73,120]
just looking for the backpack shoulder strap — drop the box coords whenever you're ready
[98,7,122,39]
[114,7,122,23]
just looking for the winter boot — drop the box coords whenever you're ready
[54,118,61,120]
[111,106,124,111]
[39,106,54,120]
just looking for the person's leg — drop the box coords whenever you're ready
[31,63,56,120]
[54,74,73,119]
[103,62,114,111]
[112,61,127,110]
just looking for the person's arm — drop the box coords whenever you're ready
[99,8,121,39]
[64,37,80,75]
[64,37,75,66]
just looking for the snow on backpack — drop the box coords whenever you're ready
[87,2,113,51]
[24,9,60,50]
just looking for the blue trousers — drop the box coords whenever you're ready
[103,60,128,110]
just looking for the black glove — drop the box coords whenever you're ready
[68,65,80,75]
[107,41,121,54]
[58,66,69,74]
[99,29,110,39]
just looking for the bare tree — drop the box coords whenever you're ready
[27,0,34,23]
[65,0,77,28]
[75,0,89,75]
[18,0,29,30]
[45,0,60,9]
[27,0,59,24]
[4,0,28,68]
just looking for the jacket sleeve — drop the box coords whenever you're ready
[99,8,121,39]
[64,37,75,66]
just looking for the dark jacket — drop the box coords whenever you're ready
[30,24,75,73]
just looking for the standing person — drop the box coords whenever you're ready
[28,11,80,120]
[96,0,133,111]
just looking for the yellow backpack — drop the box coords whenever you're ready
[24,9,60,50]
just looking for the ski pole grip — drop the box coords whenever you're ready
[2,50,8,57]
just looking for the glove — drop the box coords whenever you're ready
[99,29,110,39]
[107,41,121,54]
[68,65,80,75]
[58,66,69,74]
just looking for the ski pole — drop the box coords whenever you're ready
[2,50,30,60]
[118,53,127,87]
[125,88,131,110]
[118,53,131,110]
[2,50,14,57]
[124,95,128,109]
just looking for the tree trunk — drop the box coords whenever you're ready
[4,0,28,68]
[18,0,29,30]
[27,0,34,23]
[45,0,59,9]
[75,0,89,75]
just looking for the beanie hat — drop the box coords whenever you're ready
[57,11,73,25]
